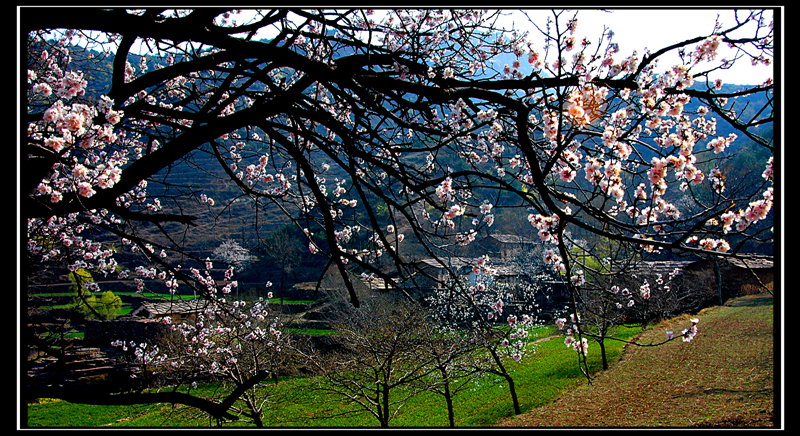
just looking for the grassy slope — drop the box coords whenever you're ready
[500,294,777,428]
[25,325,639,428]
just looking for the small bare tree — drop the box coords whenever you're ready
[412,325,485,427]
[305,294,441,427]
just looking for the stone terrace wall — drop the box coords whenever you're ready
[83,318,171,347]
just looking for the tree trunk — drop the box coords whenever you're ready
[599,339,609,370]
[439,366,456,427]
[490,348,521,415]
[242,393,264,427]
[504,372,521,415]
[379,382,390,427]
[713,258,724,305]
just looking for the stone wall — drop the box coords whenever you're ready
[83,318,170,347]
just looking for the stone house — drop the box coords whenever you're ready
[476,234,537,261]
[129,299,211,323]
[407,257,473,291]
[680,254,774,304]
[82,300,210,347]
[617,254,774,318]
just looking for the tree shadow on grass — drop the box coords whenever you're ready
[726,294,773,308]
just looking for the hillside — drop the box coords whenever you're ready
[500,293,777,428]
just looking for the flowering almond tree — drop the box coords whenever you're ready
[123,294,292,426]
[23,8,775,413]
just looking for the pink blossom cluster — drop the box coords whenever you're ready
[682,318,700,342]
[603,126,634,161]
[29,48,88,100]
[570,270,586,287]
[435,176,455,201]
[693,34,723,63]
[701,152,773,245]
[697,238,731,253]
[541,249,565,273]
[27,212,121,281]
[609,284,636,309]
[762,156,774,181]
[32,96,126,201]
[528,213,560,243]
[717,185,773,236]
[557,314,589,356]
[654,65,696,92]
[745,190,774,226]
[639,281,651,299]
[455,229,478,246]
[564,85,608,126]
[430,174,495,239]
[541,110,561,145]
[29,47,128,207]
[470,255,497,278]
[570,337,589,356]
[111,340,167,372]
[707,133,738,154]
[505,314,534,361]
[708,168,726,194]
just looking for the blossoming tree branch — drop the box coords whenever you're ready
[23,8,774,415]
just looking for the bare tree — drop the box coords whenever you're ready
[304,294,439,427]
[413,326,485,427]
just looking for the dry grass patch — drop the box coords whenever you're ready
[500,294,776,428]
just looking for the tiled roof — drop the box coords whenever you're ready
[413,257,473,269]
[610,260,693,277]
[727,254,773,269]
[133,300,209,318]
[639,261,694,275]
[625,254,773,275]
[488,234,536,244]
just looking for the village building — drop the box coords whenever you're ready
[680,253,774,304]
[476,234,537,261]
[406,257,473,290]
[129,299,211,323]
[616,253,774,317]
